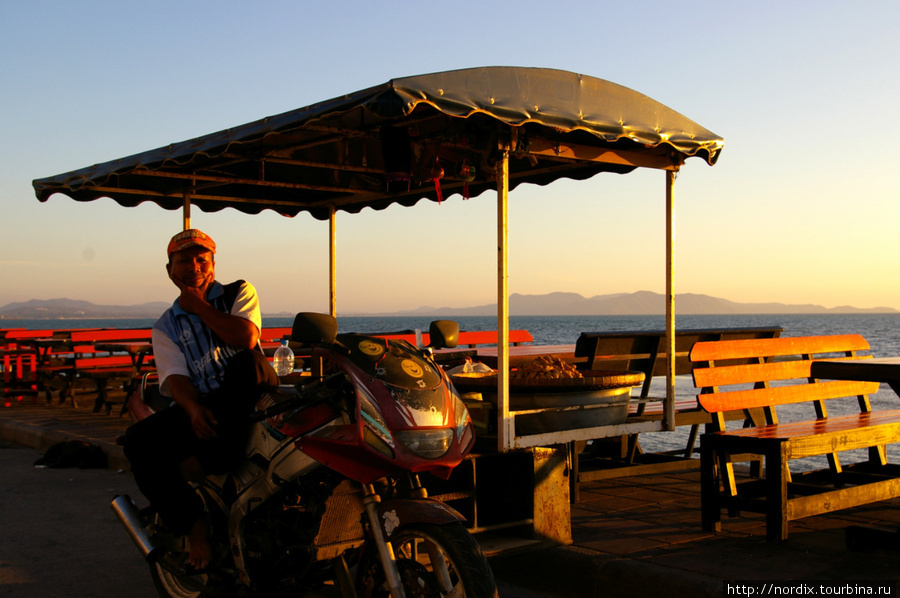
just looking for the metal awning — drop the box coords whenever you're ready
[33,66,723,451]
[34,66,721,219]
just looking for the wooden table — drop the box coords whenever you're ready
[92,342,156,409]
[811,357,900,395]
[93,342,155,389]
[810,356,900,550]
[17,337,71,362]
[94,342,155,372]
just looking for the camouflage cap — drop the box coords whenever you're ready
[167,229,216,257]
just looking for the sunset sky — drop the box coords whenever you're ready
[2,1,898,315]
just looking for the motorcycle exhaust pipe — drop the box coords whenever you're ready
[110,495,161,562]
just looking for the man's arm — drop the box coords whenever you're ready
[180,296,259,349]
[175,277,260,349]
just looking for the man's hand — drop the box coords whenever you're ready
[167,375,219,439]
[183,399,219,440]
[170,269,214,315]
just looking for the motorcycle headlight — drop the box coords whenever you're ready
[395,429,453,459]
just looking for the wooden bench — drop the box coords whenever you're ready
[260,327,293,343]
[1,346,38,405]
[79,352,156,414]
[457,329,533,347]
[371,329,533,348]
[55,330,154,413]
[570,327,783,484]
[692,334,900,541]
[2,328,107,404]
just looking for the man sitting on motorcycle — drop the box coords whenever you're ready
[124,229,278,572]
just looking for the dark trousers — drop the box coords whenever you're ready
[124,350,278,535]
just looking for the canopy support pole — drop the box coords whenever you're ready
[664,169,678,430]
[329,207,337,318]
[496,148,512,452]
[182,192,191,230]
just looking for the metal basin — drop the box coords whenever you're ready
[450,370,645,435]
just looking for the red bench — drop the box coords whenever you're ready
[374,329,533,348]
[258,326,533,375]
[56,330,154,413]
[3,328,109,405]
[260,327,293,343]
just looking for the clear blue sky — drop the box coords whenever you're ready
[2,1,898,314]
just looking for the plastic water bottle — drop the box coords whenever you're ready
[273,339,294,377]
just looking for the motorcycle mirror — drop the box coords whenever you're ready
[291,312,338,345]
[428,320,459,349]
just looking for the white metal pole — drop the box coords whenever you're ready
[665,169,677,430]
[182,192,191,230]
[329,207,337,318]
[496,149,512,451]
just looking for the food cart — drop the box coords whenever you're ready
[33,66,723,545]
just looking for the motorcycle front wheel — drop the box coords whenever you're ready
[359,522,498,598]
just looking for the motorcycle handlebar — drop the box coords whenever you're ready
[250,396,300,422]
[250,373,344,422]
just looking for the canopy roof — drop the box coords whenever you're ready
[33,66,723,220]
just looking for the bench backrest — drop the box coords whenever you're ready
[691,334,880,416]
[575,327,783,396]
[73,354,152,370]
[368,329,533,348]
[457,329,533,347]
[260,327,293,342]
[69,329,153,343]
[2,328,108,342]
[271,324,532,348]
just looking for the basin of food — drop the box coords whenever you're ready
[450,357,645,434]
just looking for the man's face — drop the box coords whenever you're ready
[166,246,215,290]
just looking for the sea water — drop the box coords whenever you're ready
[5,312,899,468]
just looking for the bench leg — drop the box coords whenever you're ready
[765,444,789,542]
[700,438,722,533]
[92,380,108,413]
[625,435,641,463]
[685,424,700,459]
[869,445,888,468]
[37,380,54,405]
[56,373,76,408]
[568,442,580,504]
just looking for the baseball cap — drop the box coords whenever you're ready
[167,229,216,257]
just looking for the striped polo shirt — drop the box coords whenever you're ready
[152,280,261,397]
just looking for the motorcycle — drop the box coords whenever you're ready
[111,313,498,598]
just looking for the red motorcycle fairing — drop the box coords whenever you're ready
[278,338,473,485]
[295,424,402,484]
[376,499,466,541]
[272,401,343,438]
[295,423,460,484]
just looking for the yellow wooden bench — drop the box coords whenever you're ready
[692,334,900,541]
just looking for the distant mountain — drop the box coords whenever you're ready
[0,292,895,320]
[364,291,898,316]
[0,298,170,319]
